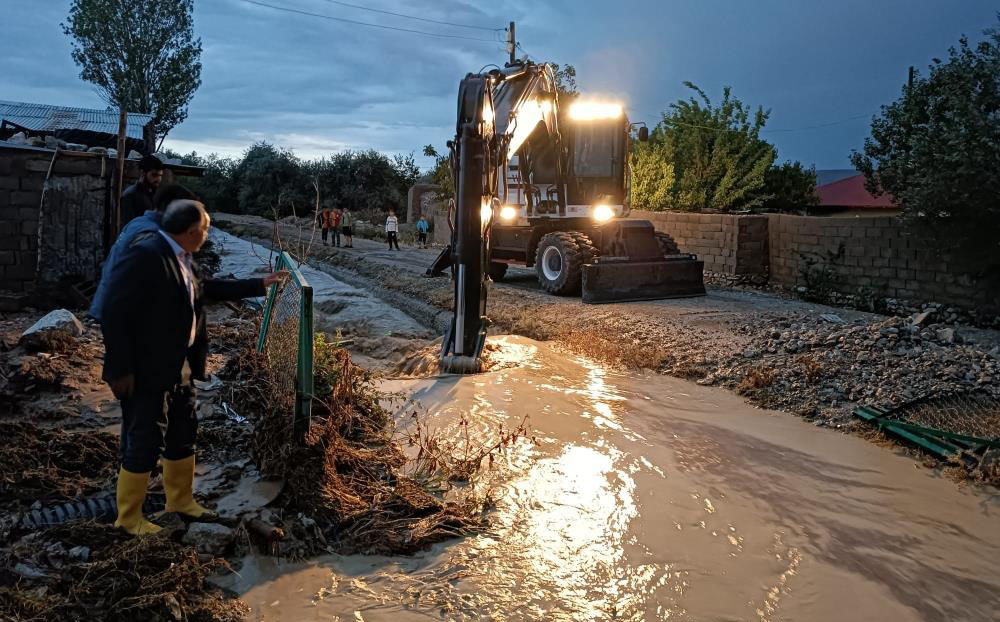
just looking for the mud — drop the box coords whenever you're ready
[236,336,1000,622]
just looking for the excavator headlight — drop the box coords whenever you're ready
[569,102,623,121]
[592,205,615,222]
[480,201,493,224]
[499,206,518,221]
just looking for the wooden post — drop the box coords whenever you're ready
[114,106,127,236]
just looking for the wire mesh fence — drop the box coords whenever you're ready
[257,251,314,439]
[886,391,1000,442]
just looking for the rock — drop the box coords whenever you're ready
[820,313,844,324]
[27,136,45,147]
[19,309,84,349]
[936,328,958,344]
[182,523,234,556]
[911,311,933,326]
[67,545,90,562]
[87,146,108,154]
[64,143,88,152]
[127,149,143,159]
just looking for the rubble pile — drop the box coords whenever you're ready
[222,336,479,555]
[722,311,999,419]
[0,523,247,622]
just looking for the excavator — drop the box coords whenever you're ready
[434,60,705,374]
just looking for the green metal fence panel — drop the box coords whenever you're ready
[257,251,313,439]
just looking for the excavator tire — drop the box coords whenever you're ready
[488,261,508,282]
[535,231,595,295]
[655,232,682,257]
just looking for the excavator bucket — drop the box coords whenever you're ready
[581,220,706,304]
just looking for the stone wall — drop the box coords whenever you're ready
[629,210,768,277]
[768,214,998,309]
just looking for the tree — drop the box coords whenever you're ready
[231,142,306,218]
[761,161,819,213]
[423,144,454,203]
[629,142,675,211]
[551,63,578,97]
[850,16,1000,275]
[644,83,775,212]
[63,0,202,143]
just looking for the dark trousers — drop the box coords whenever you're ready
[321,227,329,243]
[331,228,341,246]
[120,380,197,473]
[417,232,427,246]
[387,231,399,249]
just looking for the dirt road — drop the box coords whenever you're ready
[212,213,1000,436]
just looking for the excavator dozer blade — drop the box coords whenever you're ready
[581,256,706,304]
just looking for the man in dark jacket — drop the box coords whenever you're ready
[101,200,285,535]
[120,155,164,226]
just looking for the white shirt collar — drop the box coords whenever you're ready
[158,230,186,257]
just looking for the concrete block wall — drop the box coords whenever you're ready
[768,214,997,308]
[0,147,126,292]
[630,210,768,276]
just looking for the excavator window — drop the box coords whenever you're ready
[572,122,622,178]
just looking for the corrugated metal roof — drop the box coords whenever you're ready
[0,100,153,139]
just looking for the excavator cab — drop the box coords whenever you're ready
[437,61,705,374]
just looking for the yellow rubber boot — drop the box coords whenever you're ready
[114,468,162,536]
[162,455,218,520]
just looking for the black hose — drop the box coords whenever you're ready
[3,492,166,533]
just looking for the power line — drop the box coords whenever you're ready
[315,0,502,31]
[238,0,500,42]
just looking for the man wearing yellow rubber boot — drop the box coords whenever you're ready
[101,199,286,535]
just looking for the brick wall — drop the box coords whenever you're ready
[768,214,998,308]
[630,210,768,276]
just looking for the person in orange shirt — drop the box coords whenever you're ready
[318,206,332,246]
[330,207,343,247]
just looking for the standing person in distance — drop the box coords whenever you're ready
[416,215,429,248]
[341,208,354,248]
[120,155,165,226]
[385,209,400,250]
[331,207,343,247]
[318,205,332,246]
[101,200,287,535]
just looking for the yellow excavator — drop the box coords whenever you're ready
[432,60,705,373]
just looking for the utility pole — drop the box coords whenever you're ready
[907,65,914,97]
[507,21,516,65]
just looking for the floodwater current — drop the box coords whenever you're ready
[231,336,1000,622]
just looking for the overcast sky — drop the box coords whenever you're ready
[2,0,997,170]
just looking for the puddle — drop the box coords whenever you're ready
[236,335,1000,621]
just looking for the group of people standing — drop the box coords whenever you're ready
[317,206,431,251]
[317,206,354,247]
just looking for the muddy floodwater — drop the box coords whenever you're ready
[222,336,1000,621]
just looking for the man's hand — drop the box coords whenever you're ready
[109,374,135,400]
[263,270,290,287]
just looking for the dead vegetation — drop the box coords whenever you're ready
[0,422,117,510]
[0,523,246,622]
[737,366,776,396]
[221,335,483,555]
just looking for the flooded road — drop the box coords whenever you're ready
[231,336,1000,622]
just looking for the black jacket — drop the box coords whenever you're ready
[101,232,266,389]
[120,181,155,226]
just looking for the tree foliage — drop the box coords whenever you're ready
[850,16,1000,274]
[641,83,775,212]
[629,142,675,211]
[168,143,421,220]
[551,63,578,97]
[63,0,202,141]
[423,144,454,203]
[761,160,819,213]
